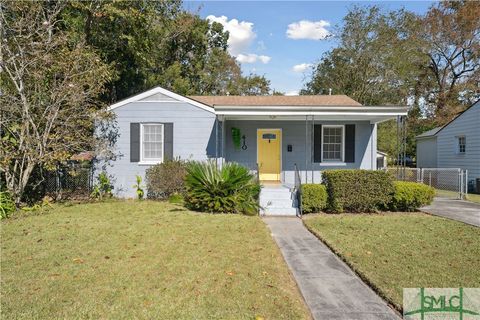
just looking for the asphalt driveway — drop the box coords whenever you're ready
[421,198,480,227]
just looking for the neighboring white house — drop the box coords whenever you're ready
[416,100,480,191]
[416,127,441,168]
[376,151,388,169]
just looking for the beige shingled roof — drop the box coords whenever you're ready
[188,95,362,107]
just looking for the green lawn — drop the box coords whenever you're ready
[1,201,310,319]
[434,189,480,203]
[304,213,480,312]
[466,192,480,204]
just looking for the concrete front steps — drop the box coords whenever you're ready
[260,184,298,216]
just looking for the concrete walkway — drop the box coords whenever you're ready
[264,217,400,320]
[422,198,480,227]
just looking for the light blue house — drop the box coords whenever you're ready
[416,100,480,191]
[106,86,407,205]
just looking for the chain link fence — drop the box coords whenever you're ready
[384,167,468,200]
[23,163,94,202]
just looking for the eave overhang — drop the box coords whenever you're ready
[214,105,408,116]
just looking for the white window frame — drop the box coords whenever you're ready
[321,125,345,163]
[457,135,466,155]
[140,123,164,164]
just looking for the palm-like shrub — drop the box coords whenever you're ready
[184,161,260,215]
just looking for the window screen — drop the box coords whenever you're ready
[323,126,343,161]
[142,124,163,161]
[458,136,466,154]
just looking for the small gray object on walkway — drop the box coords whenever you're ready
[422,198,480,227]
[264,217,400,320]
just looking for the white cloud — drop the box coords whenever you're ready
[206,15,256,56]
[292,63,313,73]
[236,53,271,64]
[286,20,331,40]
[285,90,299,96]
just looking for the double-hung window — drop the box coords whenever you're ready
[322,125,344,162]
[457,136,466,154]
[141,123,164,163]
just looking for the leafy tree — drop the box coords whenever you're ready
[0,1,113,204]
[234,74,271,96]
[414,1,480,122]
[62,0,186,101]
[196,48,241,95]
[302,6,424,106]
[302,6,424,158]
[302,3,480,158]
[377,120,397,162]
[63,1,271,100]
[1,0,272,204]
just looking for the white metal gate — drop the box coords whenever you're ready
[385,168,468,200]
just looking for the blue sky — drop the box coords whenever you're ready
[184,1,435,95]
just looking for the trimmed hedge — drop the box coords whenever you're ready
[390,181,435,211]
[322,170,394,213]
[301,184,327,214]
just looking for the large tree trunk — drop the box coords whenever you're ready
[5,161,36,205]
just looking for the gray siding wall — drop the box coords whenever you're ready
[105,99,381,196]
[416,137,438,168]
[436,102,480,183]
[107,101,217,197]
[224,120,376,184]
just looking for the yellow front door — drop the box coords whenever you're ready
[257,129,281,181]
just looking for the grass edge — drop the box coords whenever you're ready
[302,215,404,315]
[262,218,314,320]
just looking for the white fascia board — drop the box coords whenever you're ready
[369,116,404,124]
[415,135,438,140]
[214,105,408,112]
[224,115,398,121]
[215,111,408,116]
[108,86,215,113]
[214,106,408,116]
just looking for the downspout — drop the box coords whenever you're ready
[305,115,308,183]
[373,125,375,170]
[311,115,314,183]
[221,115,225,166]
[215,116,219,167]
[371,123,375,170]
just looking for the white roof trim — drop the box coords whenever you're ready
[108,86,215,113]
[214,105,402,109]
[107,87,407,118]
[416,135,438,140]
[215,106,408,116]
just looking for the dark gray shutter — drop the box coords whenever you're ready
[345,124,355,163]
[164,123,173,161]
[130,123,140,162]
[313,124,322,163]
